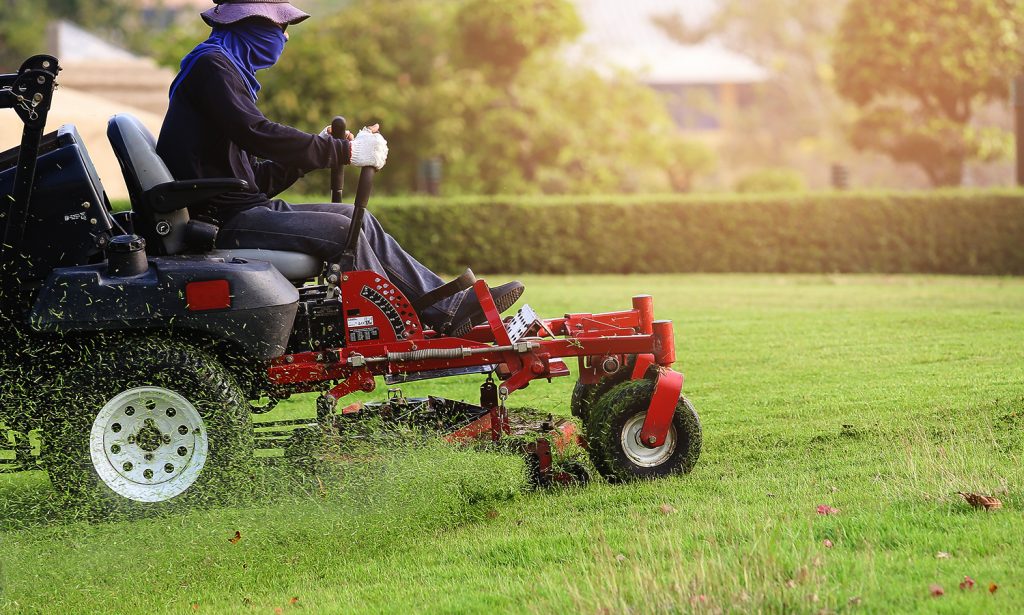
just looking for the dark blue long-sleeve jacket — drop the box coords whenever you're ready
[156,51,345,222]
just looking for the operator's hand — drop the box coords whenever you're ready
[349,124,388,170]
[320,125,354,141]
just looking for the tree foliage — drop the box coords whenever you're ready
[2,0,714,196]
[0,0,135,67]
[454,0,582,80]
[834,0,1024,186]
[258,0,694,195]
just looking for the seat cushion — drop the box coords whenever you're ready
[210,249,323,281]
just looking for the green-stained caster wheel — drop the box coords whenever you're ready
[570,355,637,424]
[585,379,701,483]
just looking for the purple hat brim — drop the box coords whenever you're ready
[202,2,310,27]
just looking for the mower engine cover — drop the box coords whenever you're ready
[0,126,114,284]
[30,256,299,359]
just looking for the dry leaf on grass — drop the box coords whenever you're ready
[847,596,862,606]
[659,503,676,515]
[989,583,999,594]
[957,492,1003,511]
[936,551,951,559]
[930,584,945,597]
[959,576,975,590]
[823,539,834,549]
[228,531,242,545]
[816,504,840,515]
[290,597,299,605]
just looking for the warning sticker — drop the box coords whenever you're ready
[349,327,380,343]
[347,316,375,328]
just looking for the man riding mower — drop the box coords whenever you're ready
[0,0,701,513]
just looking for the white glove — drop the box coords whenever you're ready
[350,127,389,170]
[318,125,331,139]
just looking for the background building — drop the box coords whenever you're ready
[571,0,768,136]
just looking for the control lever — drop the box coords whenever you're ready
[325,121,379,296]
[343,166,376,256]
[330,116,347,203]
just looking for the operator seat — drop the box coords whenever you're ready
[106,114,322,281]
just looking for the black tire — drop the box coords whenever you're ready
[570,355,637,424]
[43,337,255,517]
[586,379,701,483]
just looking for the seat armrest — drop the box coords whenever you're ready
[145,178,249,214]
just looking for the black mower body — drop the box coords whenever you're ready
[31,256,299,359]
[0,126,115,295]
[0,61,301,363]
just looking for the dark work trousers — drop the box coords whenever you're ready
[216,200,463,326]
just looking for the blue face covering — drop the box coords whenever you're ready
[169,20,287,102]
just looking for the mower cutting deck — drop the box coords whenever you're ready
[0,55,701,512]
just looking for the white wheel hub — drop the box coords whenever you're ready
[89,386,209,503]
[620,411,677,467]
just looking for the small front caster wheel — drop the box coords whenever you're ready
[586,379,701,483]
[570,355,637,424]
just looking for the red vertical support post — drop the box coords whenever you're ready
[633,295,654,335]
[652,320,676,367]
[475,279,512,346]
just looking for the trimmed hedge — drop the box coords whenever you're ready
[368,190,1024,275]
[113,190,1024,274]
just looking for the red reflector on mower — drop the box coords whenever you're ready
[186,280,231,311]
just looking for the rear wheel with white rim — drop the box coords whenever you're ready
[585,379,701,483]
[90,387,210,503]
[45,337,254,516]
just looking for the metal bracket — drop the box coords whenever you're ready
[639,368,684,448]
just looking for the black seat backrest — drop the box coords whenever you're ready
[107,114,190,255]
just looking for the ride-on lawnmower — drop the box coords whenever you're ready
[0,56,701,511]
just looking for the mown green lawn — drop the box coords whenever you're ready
[2,274,1023,614]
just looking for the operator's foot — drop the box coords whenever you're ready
[446,281,525,337]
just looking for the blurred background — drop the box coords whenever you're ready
[1,0,1021,200]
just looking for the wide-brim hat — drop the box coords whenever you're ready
[202,0,310,28]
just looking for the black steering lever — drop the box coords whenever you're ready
[330,116,347,203]
[325,118,379,288]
